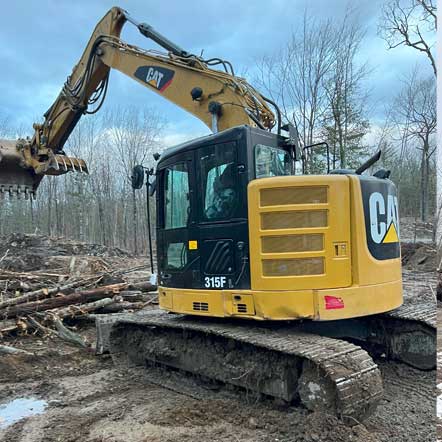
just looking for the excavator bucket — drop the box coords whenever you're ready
[0,139,89,198]
[0,139,41,198]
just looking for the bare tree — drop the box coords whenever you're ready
[255,10,336,155]
[379,0,437,76]
[391,70,436,221]
[322,13,371,169]
[255,7,370,172]
[65,117,117,244]
[105,106,164,254]
[0,106,166,255]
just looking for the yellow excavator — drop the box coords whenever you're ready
[0,7,435,423]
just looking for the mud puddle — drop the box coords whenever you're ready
[0,397,47,429]
[438,383,442,417]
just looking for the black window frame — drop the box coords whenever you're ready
[197,141,239,224]
[253,143,293,179]
[161,162,191,230]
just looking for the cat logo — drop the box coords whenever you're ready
[133,66,175,92]
[361,180,400,260]
[369,192,400,244]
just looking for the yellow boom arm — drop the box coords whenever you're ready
[2,7,276,196]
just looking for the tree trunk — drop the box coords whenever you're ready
[420,148,426,222]
[424,146,430,223]
[30,199,35,228]
[1,283,128,319]
[97,193,107,245]
[51,297,114,318]
[0,278,88,310]
[47,179,53,236]
[132,187,138,255]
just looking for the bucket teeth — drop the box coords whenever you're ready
[0,139,88,197]
[0,139,39,199]
[0,184,35,200]
[52,155,89,174]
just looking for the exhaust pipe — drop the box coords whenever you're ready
[355,150,381,175]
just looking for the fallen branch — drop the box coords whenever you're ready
[81,295,156,316]
[0,269,68,279]
[51,316,88,348]
[26,315,57,337]
[112,264,150,276]
[0,344,33,356]
[0,318,24,335]
[0,276,109,311]
[96,300,147,314]
[1,283,128,319]
[50,297,114,319]
[0,249,10,266]
[128,281,157,292]
[119,291,151,302]
[0,280,51,294]
[28,315,88,348]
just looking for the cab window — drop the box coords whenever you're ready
[199,142,237,221]
[166,242,187,269]
[255,144,291,178]
[164,163,189,229]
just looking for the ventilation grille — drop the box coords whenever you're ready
[193,302,209,312]
[249,177,352,290]
[262,234,324,253]
[262,257,324,277]
[260,186,327,206]
[236,303,248,313]
[261,210,327,230]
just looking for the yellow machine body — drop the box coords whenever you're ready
[0,6,402,323]
[158,174,402,321]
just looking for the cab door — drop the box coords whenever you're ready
[157,151,196,289]
[196,141,250,290]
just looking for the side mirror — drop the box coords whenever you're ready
[131,165,145,190]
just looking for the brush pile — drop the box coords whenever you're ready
[0,234,157,351]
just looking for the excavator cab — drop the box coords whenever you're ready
[154,124,403,322]
[156,125,292,293]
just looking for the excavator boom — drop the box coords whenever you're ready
[1,7,275,198]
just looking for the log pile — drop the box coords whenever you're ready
[0,234,157,351]
[437,267,442,302]
[0,268,157,349]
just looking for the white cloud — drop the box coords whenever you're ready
[161,131,210,147]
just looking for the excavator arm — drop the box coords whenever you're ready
[0,7,276,198]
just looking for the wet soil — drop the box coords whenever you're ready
[0,231,436,441]
[437,309,442,442]
[0,315,436,442]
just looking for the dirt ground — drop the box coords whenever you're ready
[0,317,436,442]
[0,232,437,442]
[0,276,437,442]
[437,309,442,442]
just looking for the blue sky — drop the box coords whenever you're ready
[0,0,434,146]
